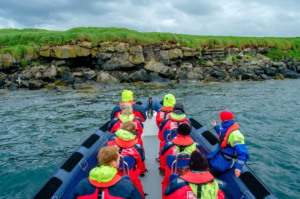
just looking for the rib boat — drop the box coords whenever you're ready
[32,97,278,199]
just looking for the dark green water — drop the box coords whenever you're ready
[0,80,300,199]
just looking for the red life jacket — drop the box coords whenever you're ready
[180,171,214,185]
[110,115,143,139]
[171,135,194,152]
[156,107,173,127]
[218,123,240,148]
[78,175,122,199]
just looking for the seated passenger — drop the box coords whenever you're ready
[156,94,176,127]
[207,111,249,178]
[164,151,225,199]
[70,146,143,199]
[157,102,191,162]
[110,90,147,122]
[108,121,144,150]
[160,123,201,197]
[108,103,144,141]
[107,122,146,198]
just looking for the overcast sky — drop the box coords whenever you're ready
[0,0,299,37]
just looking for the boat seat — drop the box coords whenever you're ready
[119,155,135,177]
[166,152,190,183]
[163,127,178,141]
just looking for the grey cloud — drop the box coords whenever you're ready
[0,0,299,37]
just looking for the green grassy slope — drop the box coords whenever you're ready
[0,27,300,59]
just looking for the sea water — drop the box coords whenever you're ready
[0,79,299,198]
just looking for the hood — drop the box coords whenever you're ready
[119,113,135,123]
[122,90,133,102]
[163,94,176,107]
[115,129,136,141]
[170,112,186,121]
[89,165,118,183]
[172,102,185,115]
[221,120,234,135]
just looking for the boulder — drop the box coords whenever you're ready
[181,47,196,52]
[242,73,258,80]
[261,67,277,76]
[116,43,129,53]
[257,47,268,54]
[0,79,5,88]
[143,45,155,61]
[272,62,286,71]
[281,70,300,79]
[54,60,65,66]
[169,49,183,60]
[42,65,57,82]
[53,45,77,59]
[3,53,16,69]
[57,66,71,77]
[162,45,171,50]
[221,56,233,66]
[22,70,34,80]
[96,71,119,84]
[180,62,193,69]
[183,51,195,57]
[9,83,18,91]
[144,60,171,76]
[211,71,227,80]
[160,50,170,60]
[259,74,271,80]
[230,69,243,77]
[79,41,92,49]
[35,71,43,79]
[21,81,29,88]
[111,71,128,82]
[205,61,214,67]
[129,52,145,64]
[150,74,169,83]
[39,49,50,57]
[130,45,143,54]
[29,80,44,90]
[83,70,97,80]
[74,46,91,56]
[245,64,260,71]
[128,69,150,83]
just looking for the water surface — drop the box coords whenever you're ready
[0,80,299,198]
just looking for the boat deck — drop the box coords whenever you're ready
[140,113,163,199]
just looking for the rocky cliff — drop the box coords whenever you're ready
[1,41,300,90]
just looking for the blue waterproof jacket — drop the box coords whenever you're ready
[207,120,249,172]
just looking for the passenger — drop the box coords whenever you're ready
[108,103,144,141]
[207,111,249,178]
[107,122,146,198]
[110,90,147,122]
[157,102,191,163]
[108,121,144,149]
[164,151,225,199]
[156,94,176,127]
[70,146,143,199]
[160,123,201,197]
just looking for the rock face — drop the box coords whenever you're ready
[144,60,171,76]
[29,80,44,90]
[96,71,119,84]
[42,65,57,82]
[211,71,227,80]
[128,69,150,82]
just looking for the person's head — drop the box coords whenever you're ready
[220,111,234,122]
[121,121,136,135]
[163,94,176,107]
[122,90,133,102]
[172,102,185,115]
[178,123,190,136]
[181,151,209,175]
[97,146,120,169]
[121,103,133,116]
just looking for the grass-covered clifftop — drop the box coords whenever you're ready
[0,27,300,60]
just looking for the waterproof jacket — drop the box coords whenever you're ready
[156,107,173,127]
[108,114,144,139]
[107,131,146,174]
[164,171,225,199]
[110,103,147,122]
[69,166,143,199]
[160,135,201,171]
[158,113,191,141]
[207,120,249,172]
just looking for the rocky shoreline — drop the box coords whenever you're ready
[1,42,300,90]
